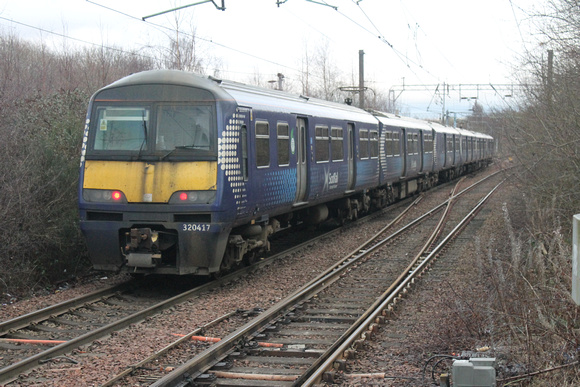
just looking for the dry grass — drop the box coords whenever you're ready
[474,185,580,386]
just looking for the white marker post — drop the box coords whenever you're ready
[572,214,580,305]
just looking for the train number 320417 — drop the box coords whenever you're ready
[182,223,211,232]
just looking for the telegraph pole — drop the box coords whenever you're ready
[442,82,446,125]
[359,50,365,109]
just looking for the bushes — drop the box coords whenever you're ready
[475,191,580,384]
[0,90,91,296]
[0,32,154,300]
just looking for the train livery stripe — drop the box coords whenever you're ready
[83,160,217,203]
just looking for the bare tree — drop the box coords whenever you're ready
[157,10,222,74]
[298,39,312,96]
[296,39,346,101]
[501,0,580,229]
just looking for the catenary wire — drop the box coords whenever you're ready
[85,0,310,77]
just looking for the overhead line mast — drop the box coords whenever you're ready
[142,0,226,20]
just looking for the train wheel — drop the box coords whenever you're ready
[244,251,260,266]
[219,250,235,272]
[337,209,347,225]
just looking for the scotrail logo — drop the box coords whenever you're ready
[324,168,339,191]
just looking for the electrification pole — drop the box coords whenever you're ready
[442,82,446,125]
[359,50,365,109]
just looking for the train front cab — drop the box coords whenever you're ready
[79,71,238,275]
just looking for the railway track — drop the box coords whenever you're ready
[135,172,503,386]
[0,277,214,384]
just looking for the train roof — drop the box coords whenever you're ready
[371,110,432,130]
[428,122,462,135]
[455,127,494,140]
[95,69,234,101]
[219,79,377,124]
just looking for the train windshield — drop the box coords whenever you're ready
[89,103,216,159]
[94,107,149,151]
[156,105,212,151]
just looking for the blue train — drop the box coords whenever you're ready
[79,70,494,276]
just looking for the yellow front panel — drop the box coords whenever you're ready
[83,160,217,203]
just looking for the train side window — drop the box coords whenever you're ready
[277,122,289,166]
[370,130,379,158]
[414,133,419,154]
[446,135,453,153]
[393,132,400,156]
[407,133,418,155]
[455,137,460,154]
[331,126,344,161]
[385,132,393,157]
[255,121,270,168]
[424,133,433,153]
[360,129,369,159]
[315,126,330,162]
[241,125,248,180]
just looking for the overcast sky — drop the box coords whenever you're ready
[0,0,541,119]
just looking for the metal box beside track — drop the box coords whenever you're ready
[452,358,496,387]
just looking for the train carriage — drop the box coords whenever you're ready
[376,112,438,199]
[219,78,381,228]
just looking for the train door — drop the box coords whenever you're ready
[295,117,308,203]
[458,135,463,165]
[442,134,447,167]
[452,135,457,165]
[419,130,424,173]
[401,127,407,177]
[346,123,355,191]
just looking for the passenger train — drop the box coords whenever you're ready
[79,70,494,276]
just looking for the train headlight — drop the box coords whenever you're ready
[83,189,127,203]
[170,190,216,204]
